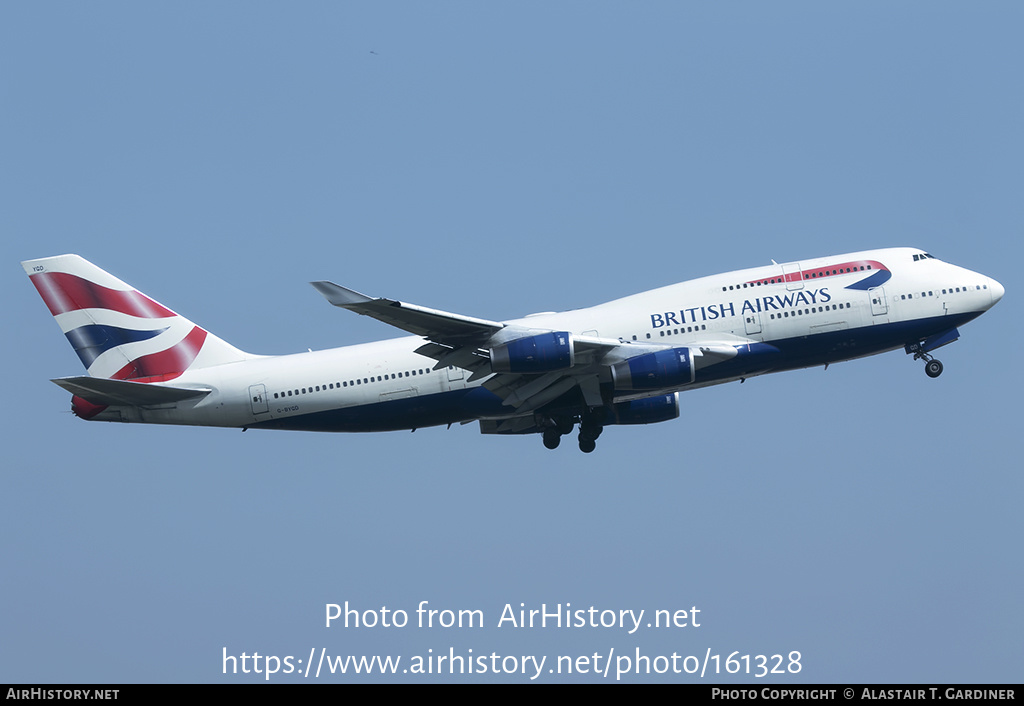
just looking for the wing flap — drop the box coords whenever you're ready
[479,416,544,435]
[52,376,212,406]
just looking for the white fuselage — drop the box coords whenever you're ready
[92,248,1003,433]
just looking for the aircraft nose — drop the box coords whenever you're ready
[989,277,1004,306]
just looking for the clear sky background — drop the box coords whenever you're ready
[2,2,1021,683]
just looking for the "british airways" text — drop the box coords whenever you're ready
[651,288,832,328]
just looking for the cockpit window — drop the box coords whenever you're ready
[913,253,937,262]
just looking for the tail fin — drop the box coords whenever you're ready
[23,254,250,381]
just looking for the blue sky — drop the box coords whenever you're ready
[2,2,1021,683]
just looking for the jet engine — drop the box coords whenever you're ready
[610,348,693,391]
[490,332,575,373]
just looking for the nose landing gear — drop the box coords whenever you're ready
[911,347,943,378]
[907,330,959,379]
[907,340,945,378]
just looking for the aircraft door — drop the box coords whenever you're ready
[782,262,804,290]
[744,311,762,335]
[249,384,269,415]
[869,287,888,316]
[446,365,466,391]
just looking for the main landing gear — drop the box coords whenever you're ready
[542,414,604,453]
[577,420,602,454]
[542,428,562,450]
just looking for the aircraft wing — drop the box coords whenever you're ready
[310,281,503,342]
[311,281,748,414]
[51,376,212,406]
[312,281,630,411]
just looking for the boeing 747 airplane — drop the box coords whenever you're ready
[23,248,1003,452]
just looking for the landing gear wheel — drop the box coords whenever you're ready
[577,411,604,453]
[925,359,944,378]
[542,429,561,450]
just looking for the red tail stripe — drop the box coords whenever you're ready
[29,271,176,319]
[111,326,208,381]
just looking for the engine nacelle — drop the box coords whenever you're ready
[490,332,575,373]
[607,393,680,425]
[611,347,693,391]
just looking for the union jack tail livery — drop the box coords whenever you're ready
[24,254,249,380]
[23,255,252,420]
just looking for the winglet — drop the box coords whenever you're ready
[310,281,374,308]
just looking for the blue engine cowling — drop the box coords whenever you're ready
[607,393,680,425]
[611,348,693,391]
[490,332,575,373]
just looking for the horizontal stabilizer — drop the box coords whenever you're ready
[51,376,211,406]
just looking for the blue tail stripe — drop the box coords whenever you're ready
[64,324,168,368]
